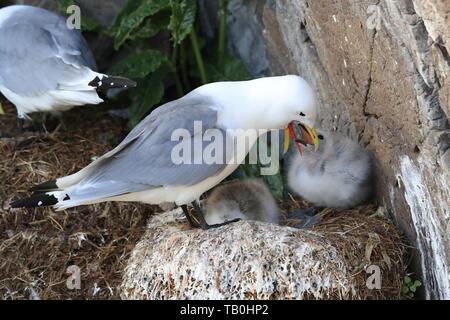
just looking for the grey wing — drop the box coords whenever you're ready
[69,94,231,199]
[0,7,96,96]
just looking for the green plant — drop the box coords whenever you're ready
[402,276,421,298]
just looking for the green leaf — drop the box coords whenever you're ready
[57,0,73,12]
[202,54,251,82]
[241,163,285,200]
[128,14,170,42]
[414,280,422,287]
[242,163,262,179]
[410,286,417,293]
[113,0,170,49]
[404,276,412,284]
[129,68,167,127]
[168,0,197,46]
[109,50,167,80]
[263,171,285,200]
[111,0,144,31]
[57,0,101,32]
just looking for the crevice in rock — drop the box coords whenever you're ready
[361,27,378,140]
[435,42,450,69]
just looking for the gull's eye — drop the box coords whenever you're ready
[299,112,306,117]
[318,134,324,140]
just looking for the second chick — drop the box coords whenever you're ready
[205,179,280,225]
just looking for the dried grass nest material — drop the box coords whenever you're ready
[121,205,408,300]
[0,101,153,299]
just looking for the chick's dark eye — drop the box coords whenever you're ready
[318,135,324,140]
[299,112,306,117]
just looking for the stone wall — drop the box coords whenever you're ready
[202,0,450,299]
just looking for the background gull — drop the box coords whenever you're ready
[11,75,319,229]
[0,5,136,129]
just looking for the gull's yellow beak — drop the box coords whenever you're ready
[299,123,320,151]
[284,122,320,155]
[283,126,291,154]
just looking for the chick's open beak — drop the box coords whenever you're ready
[284,122,320,156]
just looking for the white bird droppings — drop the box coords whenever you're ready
[92,283,101,296]
[38,201,43,206]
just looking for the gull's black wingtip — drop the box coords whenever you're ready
[11,193,58,209]
[89,76,137,92]
[30,180,58,193]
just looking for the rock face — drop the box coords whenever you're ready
[202,0,450,299]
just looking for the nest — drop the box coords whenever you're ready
[121,204,408,300]
[0,100,154,299]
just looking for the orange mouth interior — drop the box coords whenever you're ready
[288,122,303,156]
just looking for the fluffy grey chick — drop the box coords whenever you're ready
[205,179,280,225]
[288,130,373,209]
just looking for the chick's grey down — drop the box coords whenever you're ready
[288,130,373,209]
[205,179,280,225]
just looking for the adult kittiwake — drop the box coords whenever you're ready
[11,75,319,229]
[0,5,136,129]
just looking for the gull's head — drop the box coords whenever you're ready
[268,75,317,129]
[198,75,317,130]
[197,75,319,152]
[237,75,317,129]
[252,75,319,154]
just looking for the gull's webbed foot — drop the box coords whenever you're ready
[288,207,324,229]
[18,117,25,133]
[181,205,197,228]
[182,202,241,230]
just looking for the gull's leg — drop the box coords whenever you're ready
[288,207,324,229]
[181,205,197,228]
[17,116,25,133]
[191,201,240,230]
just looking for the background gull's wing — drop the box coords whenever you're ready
[0,6,97,96]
